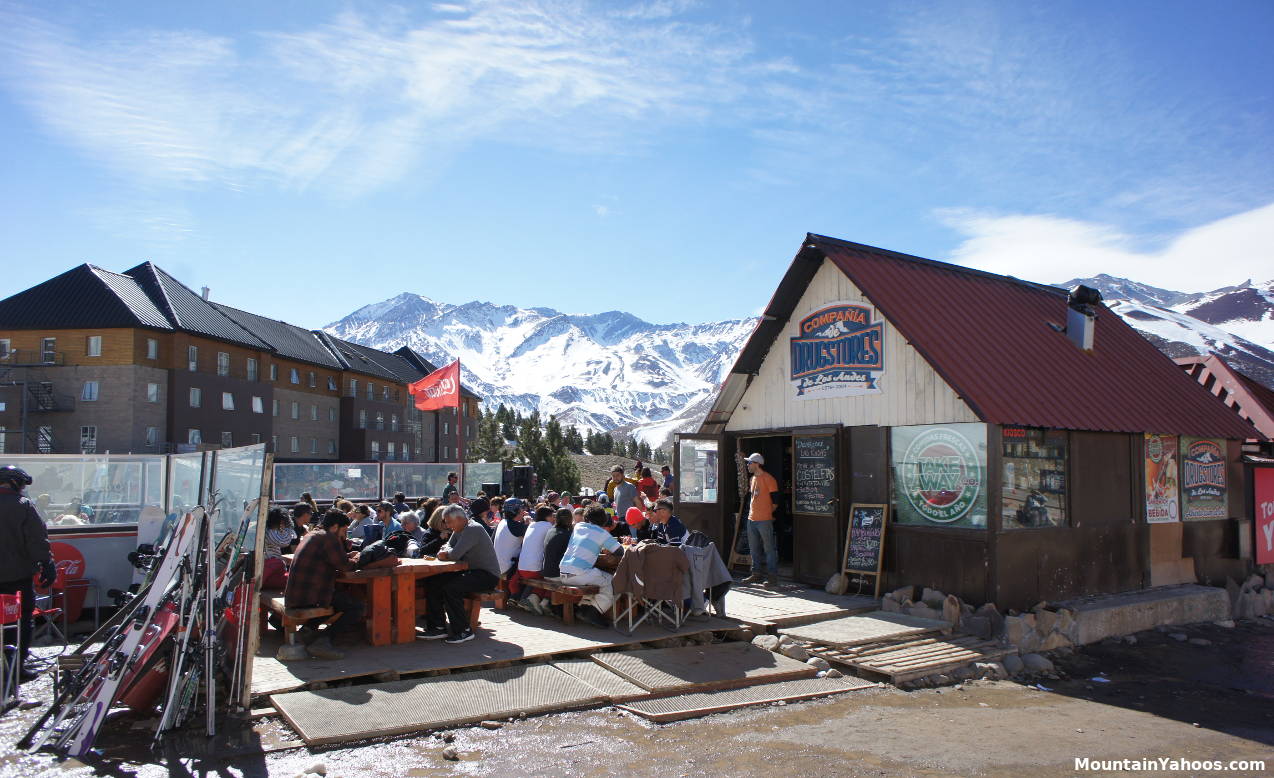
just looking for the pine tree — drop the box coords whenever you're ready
[637,440,652,461]
[472,408,505,464]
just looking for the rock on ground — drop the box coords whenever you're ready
[752,635,780,652]
[780,643,810,661]
[1020,653,1054,674]
[1003,654,1024,676]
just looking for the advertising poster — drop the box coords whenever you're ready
[1180,437,1228,520]
[789,301,884,400]
[1144,433,1179,523]
[891,423,987,529]
[1255,468,1274,566]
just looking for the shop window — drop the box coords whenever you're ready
[86,335,102,357]
[81,381,99,401]
[890,423,988,529]
[1001,427,1068,529]
[677,439,719,503]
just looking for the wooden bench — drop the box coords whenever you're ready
[414,588,505,630]
[524,579,601,626]
[260,590,337,646]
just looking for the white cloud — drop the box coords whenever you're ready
[592,204,610,217]
[940,203,1274,291]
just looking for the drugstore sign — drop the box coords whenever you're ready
[790,302,884,399]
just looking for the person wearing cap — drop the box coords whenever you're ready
[742,453,780,588]
[0,465,55,681]
[649,498,687,546]
[623,506,654,543]
[375,501,403,534]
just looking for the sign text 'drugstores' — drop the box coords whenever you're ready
[789,302,884,399]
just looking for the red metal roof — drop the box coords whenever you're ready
[812,234,1258,439]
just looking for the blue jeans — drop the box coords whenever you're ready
[746,520,778,575]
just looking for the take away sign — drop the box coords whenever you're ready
[409,359,461,411]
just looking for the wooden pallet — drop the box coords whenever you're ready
[806,635,1016,684]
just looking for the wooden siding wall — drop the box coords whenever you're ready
[725,260,979,434]
[1183,439,1249,585]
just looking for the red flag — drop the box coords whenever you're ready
[409,359,461,411]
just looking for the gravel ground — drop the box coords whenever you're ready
[3,617,1272,777]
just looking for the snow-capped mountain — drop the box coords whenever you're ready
[325,294,757,448]
[1056,275,1274,386]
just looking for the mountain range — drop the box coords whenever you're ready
[325,275,1274,449]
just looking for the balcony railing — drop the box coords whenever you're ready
[1,349,65,366]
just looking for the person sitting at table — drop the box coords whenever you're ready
[290,501,314,545]
[392,491,412,515]
[419,506,450,557]
[607,511,631,541]
[649,498,688,546]
[425,505,502,644]
[571,506,585,525]
[551,505,623,628]
[493,498,528,582]
[399,511,425,558]
[375,501,403,535]
[419,497,440,527]
[284,509,364,660]
[624,507,656,543]
[347,504,374,535]
[263,507,296,589]
[511,505,555,609]
[541,508,574,580]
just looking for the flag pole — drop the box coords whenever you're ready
[456,361,464,495]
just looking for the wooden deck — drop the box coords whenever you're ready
[725,582,878,630]
[252,607,741,697]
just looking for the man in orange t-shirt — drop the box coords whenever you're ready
[741,453,780,588]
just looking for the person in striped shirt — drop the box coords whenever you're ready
[551,505,622,627]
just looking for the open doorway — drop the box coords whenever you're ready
[738,435,794,578]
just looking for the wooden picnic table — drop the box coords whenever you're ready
[283,554,466,646]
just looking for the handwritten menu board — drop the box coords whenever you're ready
[844,503,887,576]
[794,435,836,515]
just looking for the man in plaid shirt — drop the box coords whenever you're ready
[285,509,364,659]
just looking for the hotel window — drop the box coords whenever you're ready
[310,438,318,454]
[0,339,10,360]
[80,426,97,454]
[382,385,389,401]
[387,442,396,459]
[188,429,202,445]
[441,445,449,460]
[402,444,410,461]
[272,399,279,417]
[370,441,380,458]
[376,412,384,431]
[308,371,316,388]
[247,358,258,382]
[349,379,358,397]
[271,435,278,451]
[188,345,198,372]
[251,433,262,444]
[146,338,158,360]
[1,427,9,454]
[38,426,53,453]
[443,421,450,435]
[327,376,337,391]
[147,383,160,403]
[221,431,233,448]
[269,364,278,381]
[145,427,159,447]
[366,383,374,400]
[290,436,299,453]
[328,439,336,455]
[86,335,102,357]
[81,381,99,401]
[251,396,264,414]
[217,352,230,376]
[359,410,367,429]
[222,392,235,411]
[328,407,337,422]
[391,414,398,432]
[311,404,318,421]
[291,401,299,420]
[42,338,56,364]
[289,368,300,384]
[189,387,202,408]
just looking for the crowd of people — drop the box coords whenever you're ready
[271,463,693,657]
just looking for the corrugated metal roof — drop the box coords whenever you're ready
[326,336,425,384]
[0,264,174,331]
[212,303,344,370]
[125,262,271,350]
[810,234,1256,439]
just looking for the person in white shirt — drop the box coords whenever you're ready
[512,505,556,612]
[492,497,528,581]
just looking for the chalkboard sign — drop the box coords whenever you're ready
[842,503,888,597]
[793,435,836,515]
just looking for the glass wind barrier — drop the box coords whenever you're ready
[463,463,503,497]
[382,463,455,501]
[209,444,268,551]
[272,462,380,503]
[2,454,169,527]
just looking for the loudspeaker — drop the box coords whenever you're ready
[481,482,500,497]
[512,466,533,499]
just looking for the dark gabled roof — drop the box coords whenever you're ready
[393,346,480,399]
[0,264,174,331]
[124,262,270,350]
[211,303,344,370]
[707,234,1257,440]
[323,335,425,384]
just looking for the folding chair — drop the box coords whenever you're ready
[0,592,22,707]
[613,545,687,637]
[31,572,67,647]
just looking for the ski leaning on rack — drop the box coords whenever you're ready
[26,508,205,758]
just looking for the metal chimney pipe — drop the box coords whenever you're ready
[1066,285,1101,352]
[201,286,210,301]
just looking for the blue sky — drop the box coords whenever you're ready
[2,0,1272,328]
